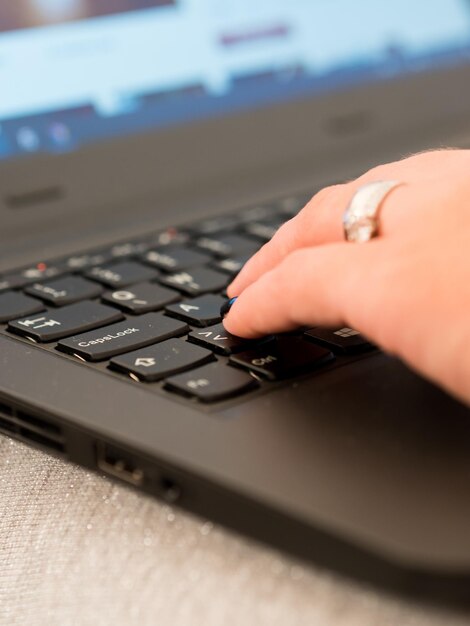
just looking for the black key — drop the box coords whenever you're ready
[85,261,158,288]
[8,301,123,343]
[165,294,225,327]
[0,292,45,323]
[187,215,239,235]
[110,338,214,382]
[229,336,334,380]
[25,276,103,306]
[102,282,180,314]
[239,205,275,223]
[159,267,228,296]
[17,263,66,282]
[244,218,285,242]
[58,313,189,362]
[276,194,310,216]
[188,323,253,355]
[2,264,66,290]
[195,234,259,258]
[152,227,189,247]
[0,275,29,293]
[165,362,258,403]
[142,246,211,272]
[109,241,150,259]
[214,252,255,276]
[304,327,374,354]
[65,251,111,271]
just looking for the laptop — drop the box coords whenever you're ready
[1,0,470,603]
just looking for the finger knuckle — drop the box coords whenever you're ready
[306,184,345,210]
[295,183,347,234]
[268,217,303,252]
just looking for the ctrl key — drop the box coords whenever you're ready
[229,336,334,380]
[164,363,259,403]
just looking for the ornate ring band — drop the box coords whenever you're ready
[343,180,403,243]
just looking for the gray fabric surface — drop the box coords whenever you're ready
[1,435,469,626]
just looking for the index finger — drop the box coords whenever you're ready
[228,157,418,298]
[228,183,350,297]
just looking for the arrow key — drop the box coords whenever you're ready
[110,338,214,382]
[165,294,225,327]
[188,323,255,355]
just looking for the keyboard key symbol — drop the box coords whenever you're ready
[135,357,156,368]
[18,316,61,329]
[187,378,210,390]
[251,355,277,367]
[179,304,200,313]
[112,290,136,301]
[197,331,227,341]
[333,328,361,338]
[111,290,149,306]
[23,269,48,279]
[168,272,199,289]
[188,323,251,355]
[145,251,177,269]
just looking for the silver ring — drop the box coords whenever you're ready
[343,180,403,243]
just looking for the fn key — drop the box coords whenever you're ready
[165,362,258,402]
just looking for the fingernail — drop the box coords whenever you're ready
[220,296,238,318]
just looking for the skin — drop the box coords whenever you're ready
[224,149,470,406]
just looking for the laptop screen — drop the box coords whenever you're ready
[1,0,470,161]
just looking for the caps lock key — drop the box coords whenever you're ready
[58,313,189,361]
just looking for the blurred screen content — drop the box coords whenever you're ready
[0,0,175,32]
[1,0,470,161]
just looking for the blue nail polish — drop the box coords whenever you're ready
[220,297,238,318]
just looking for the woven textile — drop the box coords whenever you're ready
[1,436,469,626]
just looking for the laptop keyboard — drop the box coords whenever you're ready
[0,192,375,406]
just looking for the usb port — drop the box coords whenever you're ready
[96,442,144,487]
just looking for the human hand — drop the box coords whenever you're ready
[224,150,470,405]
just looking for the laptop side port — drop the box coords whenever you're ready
[160,477,182,503]
[96,442,144,487]
[0,398,66,455]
